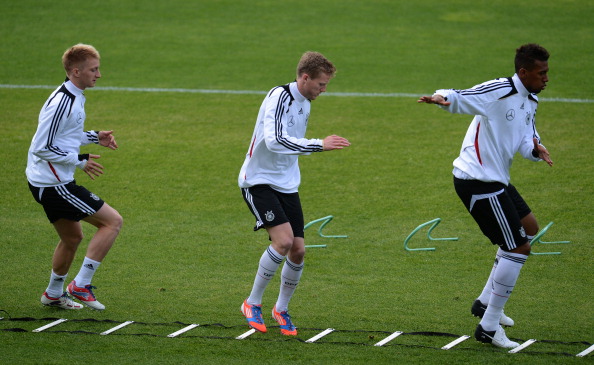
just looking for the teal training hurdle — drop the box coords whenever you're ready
[404,218,458,252]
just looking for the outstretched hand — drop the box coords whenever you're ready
[533,138,553,166]
[99,130,118,150]
[83,154,104,180]
[417,95,451,106]
[323,135,351,151]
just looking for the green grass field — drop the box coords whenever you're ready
[1,1,592,364]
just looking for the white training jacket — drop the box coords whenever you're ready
[238,82,323,193]
[26,80,99,187]
[435,74,543,185]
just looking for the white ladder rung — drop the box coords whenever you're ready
[100,321,135,335]
[236,328,257,340]
[305,328,335,343]
[32,318,68,332]
[374,331,403,347]
[509,339,537,353]
[167,324,200,338]
[441,335,470,350]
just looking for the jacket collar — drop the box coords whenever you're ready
[512,73,530,98]
[64,78,85,96]
[289,81,307,103]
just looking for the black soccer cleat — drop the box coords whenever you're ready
[471,299,487,318]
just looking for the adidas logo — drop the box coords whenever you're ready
[298,108,303,115]
[53,277,64,282]
[84,264,95,270]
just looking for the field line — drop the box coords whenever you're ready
[1,84,592,103]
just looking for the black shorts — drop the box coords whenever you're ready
[505,183,532,219]
[454,178,530,251]
[28,181,105,223]
[241,185,304,238]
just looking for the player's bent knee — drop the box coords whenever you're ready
[54,219,85,246]
[276,238,294,253]
[267,223,295,254]
[110,211,123,231]
[66,233,84,246]
[97,205,123,231]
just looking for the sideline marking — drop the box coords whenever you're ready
[1,84,592,103]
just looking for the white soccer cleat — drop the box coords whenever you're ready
[41,291,83,310]
[475,324,520,349]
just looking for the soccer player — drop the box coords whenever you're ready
[238,51,350,335]
[26,44,123,311]
[418,44,553,348]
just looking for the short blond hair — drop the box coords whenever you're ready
[296,51,336,79]
[62,44,100,73]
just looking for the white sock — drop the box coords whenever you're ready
[275,258,304,312]
[247,245,284,305]
[477,248,504,304]
[480,251,527,331]
[73,257,101,287]
[46,271,67,298]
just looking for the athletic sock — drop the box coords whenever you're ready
[73,257,101,287]
[247,245,285,305]
[46,271,67,298]
[477,248,504,304]
[275,258,304,312]
[480,251,527,331]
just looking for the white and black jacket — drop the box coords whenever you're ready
[238,82,323,193]
[436,74,543,185]
[26,80,98,187]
